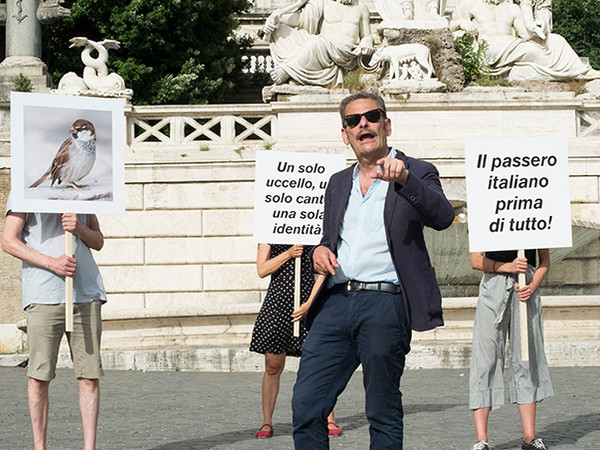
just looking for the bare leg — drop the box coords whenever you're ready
[518,403,537,444]
[327,411,335,423]
[78,378,100,450]
[28,378,50,450]
[327,410,342,435]
[261,353,286,426]
[473,407,490,443]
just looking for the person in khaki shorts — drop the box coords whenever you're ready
[2,197,106,450]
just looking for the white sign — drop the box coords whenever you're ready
[254,151,346,245]
[10,92,126,214]
[465,137,572,252]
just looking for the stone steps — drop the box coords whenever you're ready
[1,295,598,371]
[80,296,600,371]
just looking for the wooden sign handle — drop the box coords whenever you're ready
[518,249,529,362]
[65,231,74,332]
[293,256,301,337]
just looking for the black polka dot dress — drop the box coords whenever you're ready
[250,244,314,357]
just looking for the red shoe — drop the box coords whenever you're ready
[328,421,342,437]
[256,423,274,439]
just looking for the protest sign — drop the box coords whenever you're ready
[10,92,126,330]
[465,137,572,253]
[465,136,572,360]
[254,151,346,245]
[254,150,345,336]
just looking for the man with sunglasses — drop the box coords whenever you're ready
[292,91,455,448]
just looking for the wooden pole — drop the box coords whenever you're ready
[65,231,74,332]
[518,249,529,361]
[293,256,301,337]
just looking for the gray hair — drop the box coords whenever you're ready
[339,91,387,126]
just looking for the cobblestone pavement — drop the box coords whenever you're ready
[0,366,598,449]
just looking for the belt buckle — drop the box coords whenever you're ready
[346,280,357,292]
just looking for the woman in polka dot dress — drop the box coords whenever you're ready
[250,243,340,439]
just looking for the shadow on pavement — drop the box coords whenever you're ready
[150,402,462,449]
[492,413,600,449]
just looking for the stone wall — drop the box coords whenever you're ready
[95,159,266,350]
[0,168,25,352]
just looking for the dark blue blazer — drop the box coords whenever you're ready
[306,150,455,332]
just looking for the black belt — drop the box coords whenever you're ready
[333,280,401,295]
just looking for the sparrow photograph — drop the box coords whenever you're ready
[29,118,99,190]
[23,106,113,201]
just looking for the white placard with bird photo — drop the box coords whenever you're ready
[10,92,125,214]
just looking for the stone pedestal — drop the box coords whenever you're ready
[0,56,52,146]
[0,57,52,100]
[262,83,349,103]
[379,78,447,94]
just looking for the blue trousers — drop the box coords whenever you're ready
[292,289,411,449]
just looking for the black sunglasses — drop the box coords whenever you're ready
[344,108,385,128]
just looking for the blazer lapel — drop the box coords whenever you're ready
[384,151,409,227]
[331,164,354,246]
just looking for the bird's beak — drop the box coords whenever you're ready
[70,128,77,136]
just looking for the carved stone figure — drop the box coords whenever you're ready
[263,0,374,86]
[57,37,133,98]
[409,60,425,79]
[376,0,444,21]
[450,0,600,82]
[37,0,71,24]
[368,43,434,80]
[400,63,410,80]
[520,0,552,39]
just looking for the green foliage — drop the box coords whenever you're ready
[474,75,511,88]
[552,0,600,69]
[341,68,375,92]
[12,73,33,92]
[565,79,588,96]
[42,0,253,105]
[341,69,364,91]
[454,33,489,84]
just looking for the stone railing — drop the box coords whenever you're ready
[242,54,275,74]
[126,94,600,151]
[127,104,276,147]
[577,100,600,137]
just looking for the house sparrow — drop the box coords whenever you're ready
[30,119,97,189]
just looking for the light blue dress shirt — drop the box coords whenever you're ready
[328,148,399,287]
